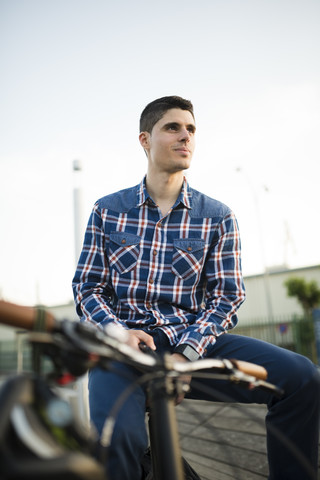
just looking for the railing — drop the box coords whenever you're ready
[0,331,45,374]
[234,315,317,363]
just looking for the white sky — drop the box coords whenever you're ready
[0,0,319,306]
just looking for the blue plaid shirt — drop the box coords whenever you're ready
[72,177,246,357]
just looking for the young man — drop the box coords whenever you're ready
[73,96,320,480]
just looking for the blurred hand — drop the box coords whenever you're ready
[127,330,156,352]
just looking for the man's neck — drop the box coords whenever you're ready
[145,171,184,217]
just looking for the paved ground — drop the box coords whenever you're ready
[176,400,320,480]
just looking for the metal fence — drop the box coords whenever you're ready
[234,315,317,363]
[0,332,33,374]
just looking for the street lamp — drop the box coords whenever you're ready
[236,167,274,319]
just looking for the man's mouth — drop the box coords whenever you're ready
[174,147,190,154]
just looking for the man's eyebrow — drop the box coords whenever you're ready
[162,122,179,129]
[187,123,196,132]
[162,122,196,131]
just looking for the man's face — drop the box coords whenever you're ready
[140,108,196,174]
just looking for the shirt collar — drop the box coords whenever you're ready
[137,176,192,210]
[180,176,192,209]
[137,176,152,206]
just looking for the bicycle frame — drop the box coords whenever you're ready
[148,374,185,480]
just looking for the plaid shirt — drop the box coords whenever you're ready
[72,177,246,358]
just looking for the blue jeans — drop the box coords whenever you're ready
[88,331,320,480]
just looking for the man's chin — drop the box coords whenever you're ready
[169,165,190,174]
[172,158,192,171]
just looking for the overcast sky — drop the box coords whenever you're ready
[0,0,319,306]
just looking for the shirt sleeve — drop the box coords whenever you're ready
[72,202,126,329]
[175,210,246,357]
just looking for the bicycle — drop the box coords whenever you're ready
[0,301,282,480]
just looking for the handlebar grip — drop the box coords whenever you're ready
[232,360,268,380]
[0,300,57,332]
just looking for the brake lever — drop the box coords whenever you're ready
[229,369,284,398]
[138,342,159,359]
[255,380,284,398]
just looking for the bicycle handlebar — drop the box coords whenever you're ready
[0,300,274,389]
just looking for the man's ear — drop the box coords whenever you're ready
[139,131,150,149]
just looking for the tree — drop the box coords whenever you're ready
[284,277,320,317]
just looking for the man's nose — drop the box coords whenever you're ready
[179,128,191,141]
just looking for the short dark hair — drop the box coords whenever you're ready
[139,96,194,133]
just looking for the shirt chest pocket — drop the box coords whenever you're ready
[109,232,141,274]
[172,239,205,280]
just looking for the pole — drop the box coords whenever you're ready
[72,160,85,268]
[72,160,90,427]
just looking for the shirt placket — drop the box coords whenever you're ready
[145,217,163,309]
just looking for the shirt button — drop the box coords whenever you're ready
[121,238,126,244]
[187,246,192,251]
[153,250,157,256]
[149,278,154,284]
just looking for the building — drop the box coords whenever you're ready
[238,264,320,322]
[46,264,320,324]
